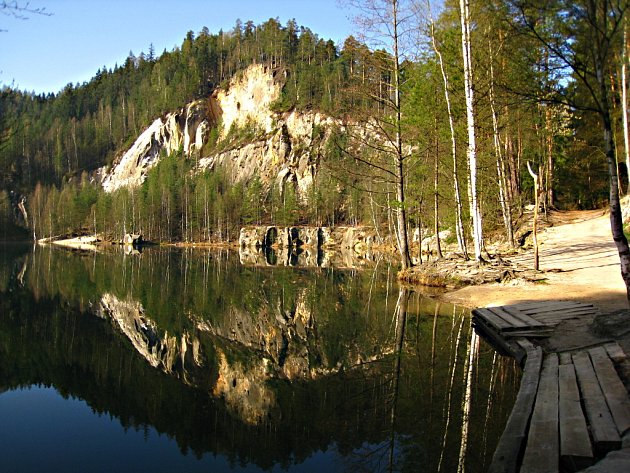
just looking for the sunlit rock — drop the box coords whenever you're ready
[102,101,208,192]
[239,226,267,248]
[213,351,276,425]
[101,64,337,201]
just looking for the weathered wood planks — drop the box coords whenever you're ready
[521,354,559,473]
[604,341,627,363]
[489,346,543,473]
[588,346,630,436]
[472,306,549,339]
[474,300,630,473]
[572,351,621,455]
[558,361,594,471]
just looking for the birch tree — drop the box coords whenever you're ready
[488,36,515,247]
[623,22,630,193]
[459,0,485,262]
[425,0,469,258]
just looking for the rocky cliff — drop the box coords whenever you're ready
[100,64,336,199]
[101,101,209,192]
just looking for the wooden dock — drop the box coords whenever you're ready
[473,301,630,473]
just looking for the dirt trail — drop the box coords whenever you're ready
[444,208,629,314]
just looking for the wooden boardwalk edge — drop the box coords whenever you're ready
[476,301,630,473]
[488,346,543,473]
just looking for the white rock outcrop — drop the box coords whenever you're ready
[217,64,282,136]
[101,100,209,192]
[100,63,338,200]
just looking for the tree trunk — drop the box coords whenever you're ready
[527,162,540,271]
[623,23,630,194]
[545,106,554,208]
[592,4,630,301]
[392,0,412,270]
[600,77,630,300]
[434,132,443,259]
[488,39,515,247]
[428,0,468,258]
[459,0,484,261]
[388,287,409,472]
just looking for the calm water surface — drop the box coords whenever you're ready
[0,244,519,472]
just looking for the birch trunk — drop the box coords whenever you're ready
[623,23,630,194]
[598,66,630,301]
[459,0,484,261]
[427,0,468,258]
[588,3,630,301]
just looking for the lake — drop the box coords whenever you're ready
[0,244,519,472]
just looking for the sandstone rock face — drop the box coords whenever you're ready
[239,226,267,248]
[216,64,281,136]
[196,109,333,200]
[102,101,209,192]
[322,226,383,250]
[295,227,321,248]
[123,233,143,245]
[240,225,324,249]
[237,225,396,269]
[100,64,337,200]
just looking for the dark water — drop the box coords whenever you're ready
[0,244,519,472]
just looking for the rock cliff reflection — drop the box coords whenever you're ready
[0,245,519,472]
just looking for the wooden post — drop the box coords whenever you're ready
[527,162,540,271]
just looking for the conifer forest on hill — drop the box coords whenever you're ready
[0,1,626,264]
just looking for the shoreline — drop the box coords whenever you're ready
[35,209,630,320]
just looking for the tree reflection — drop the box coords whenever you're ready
[0,246,519,472]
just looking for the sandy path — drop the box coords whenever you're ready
[442,209,629,314]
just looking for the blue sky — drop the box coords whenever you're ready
[0,0,356,95]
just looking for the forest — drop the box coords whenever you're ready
[0,0,626,267]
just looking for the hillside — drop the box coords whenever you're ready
[0,9,623,268]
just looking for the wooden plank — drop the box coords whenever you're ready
[521,354,560,473]
[532,309,599,318]
[504,330,553,338]
[518,306,596,318]
[559,362,594,472]
[489,347,543,473]
[533,315,593,324]
[589,347,630,436]
[516,338,535,351]
[505,301,589,310]
[473,307,513,332]
[520,308,597,318]
[520,311,595,320]
[485,306,530,329]
[604,342,627,363]
[514,300,594,309]
[498,306,550,328]
[473,320,525,364]
[512,338,534,365]
[572,351,621,455]
[559,352,573,365]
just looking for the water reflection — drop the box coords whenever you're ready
[238,244,391,269]
[0,244,519,472]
